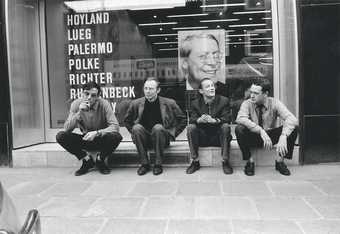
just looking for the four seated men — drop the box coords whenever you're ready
[57,79,298,176]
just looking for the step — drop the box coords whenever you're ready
[12,141,299,168]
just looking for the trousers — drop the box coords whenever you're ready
[187,123,232,161]
[131,124,170,165]
[56,131,122,160]
[235,125,298,160]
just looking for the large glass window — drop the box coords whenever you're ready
[46,0,273,139]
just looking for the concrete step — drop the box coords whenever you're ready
[12,141,299,168]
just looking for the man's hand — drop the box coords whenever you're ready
[260,129,272,150]
[79,100,90,111]
[197,114,208,123]
[276,135,288,157]
[82,131,98,141]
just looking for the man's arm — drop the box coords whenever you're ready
[123,101,135,133]
[172,102,187,137]
[98,100,120,135]
[188,103,201,124]
[275,99,298,136]
[236,100,262,134]
[64,101,81,132]
[215,98,231,124]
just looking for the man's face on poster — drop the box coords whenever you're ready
[184,37,222,89]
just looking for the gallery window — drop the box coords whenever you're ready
[46,0,273,139]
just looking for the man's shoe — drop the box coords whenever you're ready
[222,160,233,174]
[275,161,291,176]
[244,161,255,176]
[153,165,163,175]
[75,159,95,176]
[137,164,150,176]
[96,156,111,175]
[186,161,200,174]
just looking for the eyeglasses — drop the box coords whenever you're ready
[197,51,222,63]
[83,91,98,98]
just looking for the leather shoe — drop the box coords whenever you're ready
[275,160,291,176]
[75,159,94,176]
[222,160,233,174]
[137,164,150,176]
[153,165,163,175]
[186,161,200,174]
[244,161,255,176]
[96,156,111,175]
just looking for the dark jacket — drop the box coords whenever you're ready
[189,94,231,125]
[124,96,187,139]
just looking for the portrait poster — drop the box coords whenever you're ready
[178,29,226,90]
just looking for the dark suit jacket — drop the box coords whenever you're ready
[124,96,187,140]
[189,94,231,125]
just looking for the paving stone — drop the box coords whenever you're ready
[253,197,320,220]
[198,167,243,181]
[82,182,135,197]
[41,217,104,234]
[305,196,340,219]
[239,166,286,181]
[166,219,232,234]
[83,197,144,217]
[196,196,258,219]
[158,167,200,182]
[40,181,92,197]
[311,180,340,195]
[298,220,340,234]
[232,220,303,234]
[177,182,222,196]
[11,195,49,221]
[267,181,325,196]
[128,181,177,196]
[100,219,167,234]
[39,197,96,217]
[222,181,272,197]
[8,181,55,196]
[141,197,195,218]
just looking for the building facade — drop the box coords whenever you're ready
[1,0,339,165]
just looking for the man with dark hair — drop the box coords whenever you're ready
[235,80,298,176]
[186,78,233,174]
[180,33,222,90]
[56,81,122,176]
[124,77,187,175]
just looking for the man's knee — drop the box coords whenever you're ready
[131,124,145,135]
[186,124,197,135]
[235,124,248,137]
[151,124,166,134]
[102,132,123,144]
[221,123,231,134]
[56,131,67,143]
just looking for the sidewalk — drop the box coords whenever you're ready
[1,165,340,234]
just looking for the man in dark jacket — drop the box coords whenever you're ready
[186,78,233,174]
[124,77,187,175]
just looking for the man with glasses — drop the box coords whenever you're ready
[56,81,122,176]
[124,77,186,176]
[180,33,222,90]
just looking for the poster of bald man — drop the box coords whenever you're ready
[178,29,226,90]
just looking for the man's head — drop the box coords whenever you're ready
[143,77,160,102]
[82,81,101,106]
[199,78,216,98]
[180,33,222,89]
[249,80,271,105]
